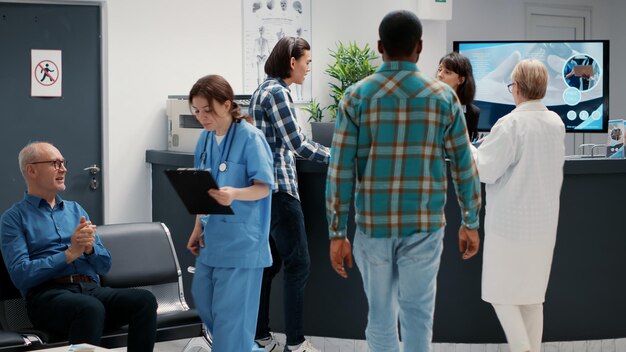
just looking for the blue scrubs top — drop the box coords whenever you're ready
[193,121,274,268]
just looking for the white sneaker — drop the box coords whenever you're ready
[255,334,284,352]
[287,339,320,352]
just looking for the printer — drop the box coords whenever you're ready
[167,95,252,153]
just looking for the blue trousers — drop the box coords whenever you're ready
[192,262,264,352]
[353,227,445,352]
[27,283,157,352]
[256,191,310,346]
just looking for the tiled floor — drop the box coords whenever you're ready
[141,334,626,352]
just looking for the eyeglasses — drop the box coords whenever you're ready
[507,82,517,93]
[29,159,67,170]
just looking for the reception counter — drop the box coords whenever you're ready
[147,149,626,343]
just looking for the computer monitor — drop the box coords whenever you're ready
[453,40,609,132]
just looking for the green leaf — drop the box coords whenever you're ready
[325,41,378,120]
[302,98,327,122]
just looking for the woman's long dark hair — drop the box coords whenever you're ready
[264,36,310,79]
[439,52,476,106]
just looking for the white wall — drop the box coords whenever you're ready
[606,0,626,119]
[106,1,244,223]
[447,0,613,45]
[103,0,448,223]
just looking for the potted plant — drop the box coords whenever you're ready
[301,98,326,123]
[305,41,378,146]
[325,41,378,118]
[301,98,334,147]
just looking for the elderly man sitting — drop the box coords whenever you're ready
[0,141,157,352]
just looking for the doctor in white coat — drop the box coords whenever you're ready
[471,59,565,352]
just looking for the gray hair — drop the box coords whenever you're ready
[18,141,48,180]
[511,59,548,100]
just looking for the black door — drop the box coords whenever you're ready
[0,3,103,223]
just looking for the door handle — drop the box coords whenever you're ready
[84,164,100,191]
[83,164,101,175]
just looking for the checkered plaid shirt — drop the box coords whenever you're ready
[326,61,481,238]
[249,77,330,200]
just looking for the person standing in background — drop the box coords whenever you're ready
[437,52,481,141]
[249,36,329,352]
[326,10,481,352]
[471,59,565,352]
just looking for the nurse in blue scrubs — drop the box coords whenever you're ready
[186,74,274,352]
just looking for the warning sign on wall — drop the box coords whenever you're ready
[31,49,62,97]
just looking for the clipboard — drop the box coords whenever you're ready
[164,169,234,215]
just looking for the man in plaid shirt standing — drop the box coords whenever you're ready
[326,10,482,352]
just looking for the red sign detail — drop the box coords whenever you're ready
[34,60,59,86]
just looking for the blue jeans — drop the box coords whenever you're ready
[353,227,445,352]
[256,192,310,346]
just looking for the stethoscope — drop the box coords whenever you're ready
[199,122,238,172]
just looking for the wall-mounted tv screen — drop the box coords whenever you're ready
[453,40,609,132]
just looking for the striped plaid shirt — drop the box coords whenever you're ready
[326,61,481,238]
[249,77,330,200]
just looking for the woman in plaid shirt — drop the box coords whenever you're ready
[249,36,329,352]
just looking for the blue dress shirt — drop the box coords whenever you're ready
[0,194,112,297]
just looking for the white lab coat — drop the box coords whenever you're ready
[471,100,565,304]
